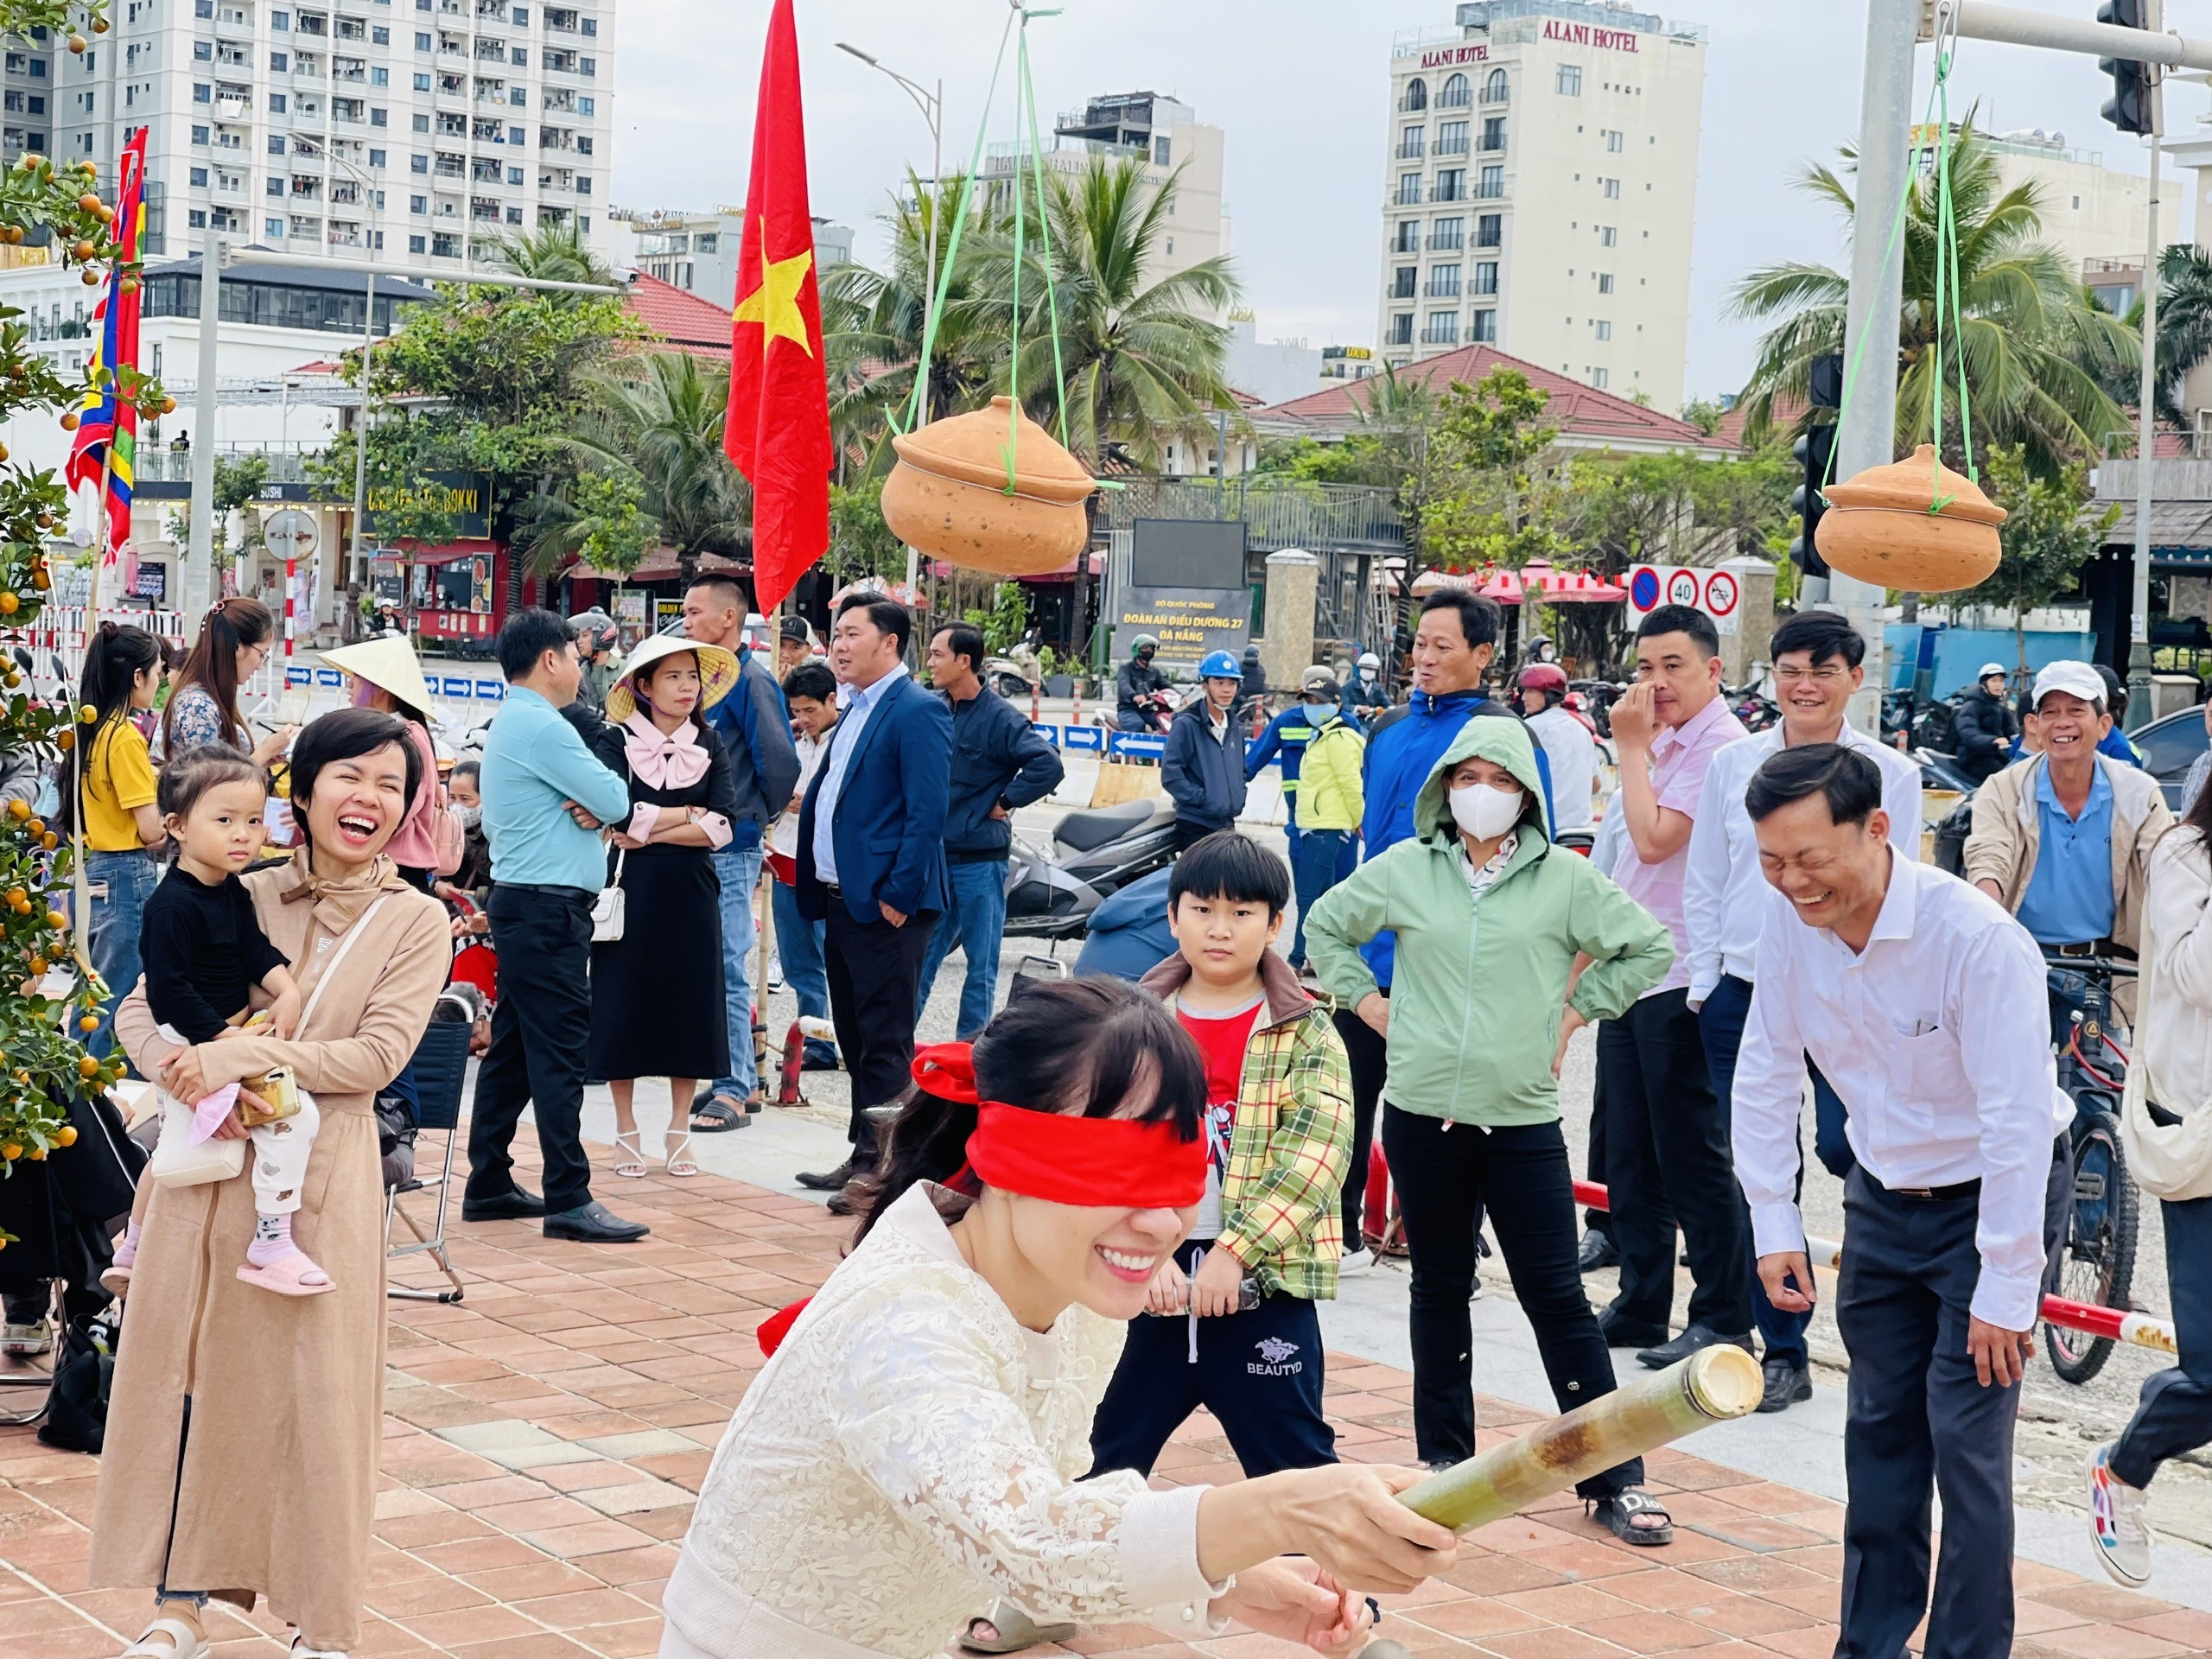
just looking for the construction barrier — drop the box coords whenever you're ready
[1569,1177,2179,1359]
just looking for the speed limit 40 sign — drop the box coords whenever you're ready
[1625,563,1740,633]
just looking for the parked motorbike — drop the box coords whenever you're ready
[1568,679,1623,739]
[982,655,1036,701]
[1003,797,1182,940]
[1726,684,1781,734]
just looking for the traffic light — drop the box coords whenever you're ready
[1790,423,1834,581]
[2098,0,2160,137]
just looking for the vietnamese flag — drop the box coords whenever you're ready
[725,0,831,614]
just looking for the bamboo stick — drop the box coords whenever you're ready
[1396,1345,1763,1535]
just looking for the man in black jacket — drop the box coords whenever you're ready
[918,623,1065,1038]
[1950,664,2018,782]
[1162,649,1249,851]
[1116,634,1170,730]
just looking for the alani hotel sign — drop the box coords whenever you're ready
[1407,19,1641,67]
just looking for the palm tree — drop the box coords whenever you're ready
[521,351,751,583]
[1730,118,2136,474]
[2156,245,2212,407]
[988,155,1242,472]
[486,220,617,292]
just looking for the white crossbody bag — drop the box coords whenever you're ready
[150,893,393,1188]
[590,848,627,944]
[2120,908,2212,1204]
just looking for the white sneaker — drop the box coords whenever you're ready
[1340,1247,1375,1276]
[0,1319,52,1357]
[2087,1445,2153,1587]
[767,954,785,991]
[1470,1277,1484,1301]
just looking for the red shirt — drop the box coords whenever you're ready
[1177,997,1265,1240]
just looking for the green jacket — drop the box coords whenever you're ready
[1299,712,1365,834]
[1306,715,1672,1128]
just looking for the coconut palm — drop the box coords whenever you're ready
[986,154,1242,472]
[521,350,750,582]
[486,220,617,292]
[1730,117,2136,473]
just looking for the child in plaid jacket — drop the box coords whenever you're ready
[1090,831,1354,1478]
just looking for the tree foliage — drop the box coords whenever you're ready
[1415,368,1576,571]
[1955,442,2120,671]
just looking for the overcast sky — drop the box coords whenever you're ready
[609,1,2212,411]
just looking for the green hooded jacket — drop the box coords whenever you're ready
[1305,715,1672,1128]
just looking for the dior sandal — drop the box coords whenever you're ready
[613,1129,648,1179]
[119,1618,208,1659]
[1589,1486,1673,1546]
[236,1249,335,1298]
[664,1129,698,1179]
[958,1601,1076,1654]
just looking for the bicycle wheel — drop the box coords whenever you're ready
[2044,1110,2139,1386]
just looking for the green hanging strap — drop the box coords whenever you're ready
[1925,41,1975,513]
[1019,31,1073,453]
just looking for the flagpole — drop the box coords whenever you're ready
[753,593,782,1108]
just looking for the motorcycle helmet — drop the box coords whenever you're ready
[1199,649,1243,681]
[1517,663,1569,694]
[1357,651,1380,671]
[1131,632,1160,659]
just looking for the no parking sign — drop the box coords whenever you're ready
[1626,563,1738,632]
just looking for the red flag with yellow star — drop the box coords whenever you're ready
[724,0,830,614]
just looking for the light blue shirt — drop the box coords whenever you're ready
[480,685,635,893]
[810,662,910,888]
[2016,760,2117,946]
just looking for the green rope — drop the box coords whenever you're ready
[1925,42,1975,512]
[893,8,1018,438]
[1019,28,1072,452]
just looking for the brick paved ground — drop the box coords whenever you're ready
[5,1148,2211,1659]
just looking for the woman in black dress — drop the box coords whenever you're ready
[585,635,744,1178]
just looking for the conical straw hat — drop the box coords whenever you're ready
[607,633,741,725]
[324,635,436,716]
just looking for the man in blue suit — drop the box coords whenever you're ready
[794,594,951,1210]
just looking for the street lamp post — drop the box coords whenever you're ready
[837,41,943,600]
[296,137,385,644]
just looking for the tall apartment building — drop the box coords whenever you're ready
[981,90,1229,294]
[28,0,613,270]
[608,206,852,302]
[1376,0,1706,412]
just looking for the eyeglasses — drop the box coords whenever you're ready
[1773,664,1849,684]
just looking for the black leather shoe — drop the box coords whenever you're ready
[461,1185,546,1222]
[1757,1357,1814,1412]
[1594,1302,1670,1349]
[824,1189,858,1217]
[796,1160,856,1192]
[1636,1324,1756,1370]
[1577,1228,1619,1274]
[543,1201,650,1243]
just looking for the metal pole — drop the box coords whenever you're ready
[1832,0,1921,737]
[2128,116,2162,733]
[904,86,942,601]
[349,268,374,628]
[184,229,221,620]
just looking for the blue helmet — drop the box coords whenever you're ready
[1200,649,1243,680]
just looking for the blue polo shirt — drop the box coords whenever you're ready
[479,685,634,893]
[2016,761,2117,946]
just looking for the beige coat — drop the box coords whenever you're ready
[1962,751,2172,956]
[92,853,448,1650]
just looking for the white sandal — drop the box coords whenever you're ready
[613,1129,647,1179]
[289,1636,348,1658]
[121,1618,208,1659]
[664,1128,698,1178]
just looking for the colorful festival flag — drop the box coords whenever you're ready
[66,126,147,566]
[723,0,831,615]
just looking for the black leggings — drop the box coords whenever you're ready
[1382,1105,1641,1498]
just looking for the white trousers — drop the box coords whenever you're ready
[248,1091,320,1216]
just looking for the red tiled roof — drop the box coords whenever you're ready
[1252,343,1722,452]
[624,271,733,361]
[1710,393,1805,452]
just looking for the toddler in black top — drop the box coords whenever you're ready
[105,747,322,1298]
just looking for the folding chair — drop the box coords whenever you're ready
[387,1016,470,1304]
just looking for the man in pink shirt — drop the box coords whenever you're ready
[1597,604,1755,1367]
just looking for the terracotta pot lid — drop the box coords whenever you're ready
[1822,443,2006,527]
[890,396,1098,505]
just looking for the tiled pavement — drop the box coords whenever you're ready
[5,1148,2212,1659]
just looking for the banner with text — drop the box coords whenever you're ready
[1112,585,1252,671]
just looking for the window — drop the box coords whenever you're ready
[506,205,523,224]
[505,165,521,183]
[1481,116,1505,152]
[1556,63,1581,95]
[371,66,387,85]
[1601,176,1620,199]
[1402,76,1427,112]
[574,174,589,195]
[1397,124,1422,161]
[575,135,592,155]
[409,193,425,212]
[372,24,389,41]
[1430,216,1462,251]
[1397,171,1421,207]
[1435,119,1467,156]
[368,148,385,166]
[577,55,593,74]
[1476,213,1502,248]
[413,72,429,88]
[1595,320,1613,340]
[272,8,290,23]
[408,232,425,252]
[193,40,213,60]
[409,151,427,171]
[1604,128,1624,152]
[509,86,524,105]
[1439,72,1470,108]
[1389,313,1414,346]
[1392,265,1416,299]
[1423,309,1459,346]
[195,125,214,144]
[266,216,285,236]
[193,81,212,102]
[371,106,387,124]
[1483,67,1509,103]
[1477,165,1502,198]
[1471,308,1497,343]
[414,29,429,47]
[431,231,459,256]
[196,0,213,11]
[1472,260,1497,295]
[188,208,207,227]
[1434,168,1465,202]
[266,177,283,194]
[1599,224,1617,248]
[508,124,524,143]
[1395,219,1419,253]
[1591,367,1608,388]
[189,165,208,185]
[577,95,593,114]
[511,47,526,66]
[580,15,594,32]
[270,49,289,69]
[1427,264,1460,298]
[411,112,429,130]
[512,4,528,19]
[270,92,287,111]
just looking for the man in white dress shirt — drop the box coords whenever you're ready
[1683,611,1922,1414]
[1733,743,2068,1659]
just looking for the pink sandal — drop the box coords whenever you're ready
[237,1250,336,1297]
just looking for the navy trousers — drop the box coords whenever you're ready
[2110,1186,2212,1489]
[1834,1150,2067,1659]
[1089,1242,1337,1479]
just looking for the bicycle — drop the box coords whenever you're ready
[2041,953,2141,1385]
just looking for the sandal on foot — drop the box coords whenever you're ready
[236,1249,336,1298]
[99,1263,133,1296]
[289,1637,349,1658]
[690,1095,747,1134]
[613,1129,647,1179]
[958,1601,1076,1654]
[1590,1487,1673,1547]
[664,1129,698,1178]
[121,1618,208,1659]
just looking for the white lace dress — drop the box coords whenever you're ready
[659,1184,1229,1659]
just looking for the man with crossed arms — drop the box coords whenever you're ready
[1732,742,2068,1659]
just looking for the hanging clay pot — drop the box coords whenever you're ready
[880,396,1099,577]
[1812,443,2006,594]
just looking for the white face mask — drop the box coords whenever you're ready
[1449,781,1524,841]
[451,803,481,830]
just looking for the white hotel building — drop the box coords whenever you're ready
[1376,0,1706,413]
[22,0,613,270]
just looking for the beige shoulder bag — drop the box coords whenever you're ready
[2120,903,2212,1204]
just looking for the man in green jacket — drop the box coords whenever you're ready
[1306,716,1679,1544]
